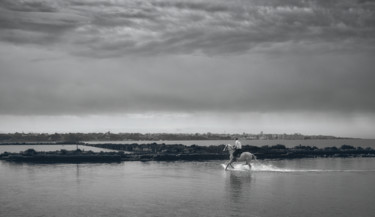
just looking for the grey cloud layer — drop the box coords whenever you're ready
[0,0,374,117]
[0,0,374,56]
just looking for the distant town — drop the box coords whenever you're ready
[0,131,355,143]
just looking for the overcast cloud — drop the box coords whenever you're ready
[0,0,374,137]
[1,0,374,56]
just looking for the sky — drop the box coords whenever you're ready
[0,0,374,138]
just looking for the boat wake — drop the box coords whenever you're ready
[222,162,375,173]
[221,163,251,171]
[250,163,315,172]
[221,163,298,172]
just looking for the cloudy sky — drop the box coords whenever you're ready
[0,0,374,138]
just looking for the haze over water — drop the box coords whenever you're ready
[1,158,374,217]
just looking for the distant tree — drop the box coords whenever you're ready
[271,144,286,149]
[340,145,355,150]
[243,145,261,152]
[0,134,12,141]
[23,149,37,156]
[324,146,338,151]
[64,133,80,143]
[51,133,62,141]
[60,149,68,155]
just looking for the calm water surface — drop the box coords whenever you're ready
[0,144,115,154]
[1,158,374,217]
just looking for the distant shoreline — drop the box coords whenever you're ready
[1,138,374,149]
[0,137,371,145]
[0,132,364,144]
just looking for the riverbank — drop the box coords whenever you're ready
[88,143,375,159]
[0,143,374,163]
[0,149,121,163]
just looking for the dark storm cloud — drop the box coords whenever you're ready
[0,1,87,45]
[0,0,58,12]
[0,0,375,118]
[0,0,374,56]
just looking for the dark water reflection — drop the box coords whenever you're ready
[225,172,253,217]
[227,172,252,200]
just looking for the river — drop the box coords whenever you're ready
[1,158,374,217]
[0,144,115,154]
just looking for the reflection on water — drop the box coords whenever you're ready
[227,172,252,200]
[75,164,80,184]
[225,171,253,217]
